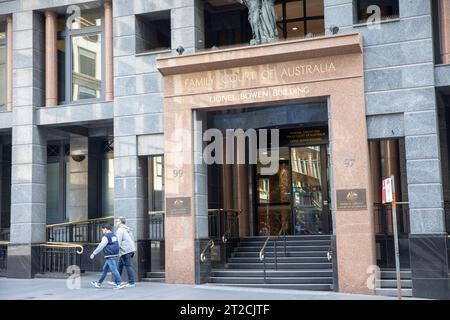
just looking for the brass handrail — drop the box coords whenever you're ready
[46,216,114,228]
[40,242,84,254]
[259,234,272,262]
[0,241,9,245]
[148,211,165,216]
[327,247,333,262]
[259,229,285,262]
[200,239,214,263]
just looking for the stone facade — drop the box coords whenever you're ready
[0,0,449,298]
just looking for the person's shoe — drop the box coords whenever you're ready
[125,283,136,288]
[112,283,126,290]
[90,281,101,288]
[107,281,116,286]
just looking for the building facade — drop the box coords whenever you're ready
[0,0,450,299]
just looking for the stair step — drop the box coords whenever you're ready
[225,262,332,269]
[142,278,166,283]
[205,283,333,291]
[376,279,412,288]
[375,288,413,297]
[209,277,333,284]
[232,251,327,258]
[236,246,330,252]
[239,240,330,247]
[211,269,333,278]
[380,270,412,280]
[228,257,329,263]
[145,272,165,278]
[241,235,331,241]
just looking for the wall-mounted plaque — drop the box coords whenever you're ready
[280,127,328,146]
[336,189,367,211]
[166,197,191,216]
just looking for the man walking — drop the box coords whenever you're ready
[116,216,136,287]
[90,224,124,289]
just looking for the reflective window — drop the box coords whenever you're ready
[56,9,103,104]
[101,158,114,217]
[70,9,102,30]
[0,45,6,107]
[72,34,102,101]
[0,21,6,107]
[151,156,164,211]
[47,162,61,224]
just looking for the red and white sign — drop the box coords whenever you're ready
[382,178,393,204]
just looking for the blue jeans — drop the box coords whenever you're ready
[98,257,122,285]
[118,252,136,285]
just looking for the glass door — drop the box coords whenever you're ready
[256,147,292,236]
[290,145,329,234]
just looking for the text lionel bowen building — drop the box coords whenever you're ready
[0,0,450,299]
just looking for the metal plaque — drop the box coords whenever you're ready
[336,189,367,211]
[166,197,191,216]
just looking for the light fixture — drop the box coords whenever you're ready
[292,27,298,31]
[329,25,339,35]
[71,154,86,162]
[176,45,185,55]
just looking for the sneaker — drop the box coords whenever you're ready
[112,283,126,290]
[90,281,101,288]
[107,281,116,286]
[125,283,136,288]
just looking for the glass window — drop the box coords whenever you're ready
[204,2,252,49]
[0,45,6,107]
[275,0,324,39]
[47,162,61,224]
[135,11,171,53]
[71,34,102,101]
[46,143,69,224]
[56,9,103,104]
[356,0,399,23]
[148,156,164,212]
[69,9,102,30]
[101,158,114,217]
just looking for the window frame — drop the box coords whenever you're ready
[98,140,114,218]
[0,23,7,109]
[276,0,325,39]
[354,0,400,25]
[46,141,70,224]
[135,10,172,55]
[57,8,105,105]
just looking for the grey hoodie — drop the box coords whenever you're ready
[116,225,136,256]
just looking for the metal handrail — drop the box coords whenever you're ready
[148,211,165,216]
[221,210,241,243]
[46,216,114,228]
[40,242,84,254]
[200,239,214,263]
[260,229,286,281]
[327,247,333,262]
[0,241,9,245]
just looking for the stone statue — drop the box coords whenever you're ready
[260,0,278,42]
[237,0,278,45]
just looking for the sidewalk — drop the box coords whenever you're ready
[0,274,410,300]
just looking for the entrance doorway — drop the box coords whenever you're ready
[256,144,330,236]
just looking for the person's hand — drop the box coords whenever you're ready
[90,254,95,260]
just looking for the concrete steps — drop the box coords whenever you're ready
[208,235,333,291]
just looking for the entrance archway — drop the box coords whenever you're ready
[157,32,376,294]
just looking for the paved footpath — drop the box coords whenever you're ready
[0,274,411,300]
